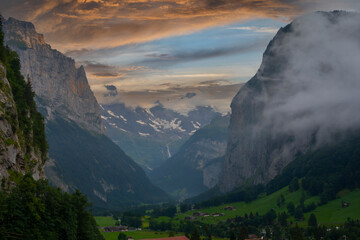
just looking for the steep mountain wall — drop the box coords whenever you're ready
[0,63,44,183]
[3,17,104,134]
[2,17,169,207]
[219,11,360,192]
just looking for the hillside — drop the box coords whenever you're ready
[177,187,360,226]
[149,115,229,199]
[45,117,170,209]
[178,130,360,226]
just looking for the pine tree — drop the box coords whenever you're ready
[238,226,248,240]
[190,227,200,240]
[291,224,303,240]
[118,232,127,240]
[308,213,318,227]
[229,231,236,240]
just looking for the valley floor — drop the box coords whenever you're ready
[176,188,360,226]
[95,188,360,240]
[95,216,226,240]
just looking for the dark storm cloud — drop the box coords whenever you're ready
[183,92,197,99]
[104,84,118,97]
[104,85,118,91]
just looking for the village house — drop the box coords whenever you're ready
[103,226,128,232]
[245,234,262,240]
[140,236,189,240]
[193,212,206,217]
[224,206,235,211]
[185,216,197,221]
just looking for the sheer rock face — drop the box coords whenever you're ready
[1,17,170,206]
[219,11,360,193]
[0,64,43,182]
[3,18,104,134]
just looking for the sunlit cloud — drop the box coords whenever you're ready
[2,0,359,114]
[96,78,242,114]
[0,0,299,52]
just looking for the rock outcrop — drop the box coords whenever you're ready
[3,17,104,134]
[0,64,43,182]
[219,11,360,192]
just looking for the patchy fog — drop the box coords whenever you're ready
[260,11,360,146]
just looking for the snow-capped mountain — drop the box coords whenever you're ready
[100,103,222,171]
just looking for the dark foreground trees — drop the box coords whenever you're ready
[0,174,104,240]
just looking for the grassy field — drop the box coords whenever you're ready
[142,216,150,228]
[95,216,117,227]
[96,188,360,240]
[175,187,312,224]
[175,188,360,226]
[101,230,183,240]
[304,189,360,225]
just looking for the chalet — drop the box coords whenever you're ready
[103,226,128,232]
[185,216,197,221]
[193,212,206,217]
[220,213,225,216]
[245,234,262,240]
[224,206,235,211]
[212,213,220,217]
[140,236,189,240]
[342,202,350,208]
[204,213,210,217]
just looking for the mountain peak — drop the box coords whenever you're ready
[3,18,105,134]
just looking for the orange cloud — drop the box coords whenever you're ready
[0,0,301,52]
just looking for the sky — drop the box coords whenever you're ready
[1,0,360,114]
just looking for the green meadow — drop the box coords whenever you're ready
[175,188,360,226]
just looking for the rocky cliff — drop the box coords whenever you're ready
[219,11,360,192]
[0,62,45,183]
[3,17,104,134]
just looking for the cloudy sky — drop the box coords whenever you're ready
[1,0,360,113]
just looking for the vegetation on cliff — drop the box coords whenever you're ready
[1,19,103,239]
[0,18,47,164]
